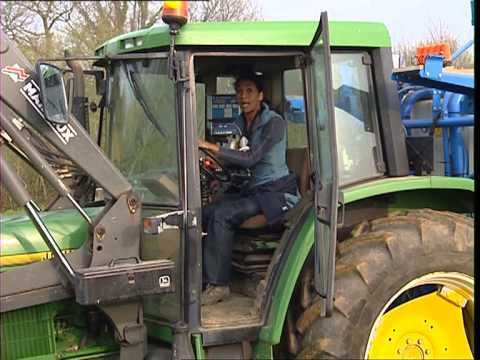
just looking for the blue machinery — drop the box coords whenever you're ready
[392,1,474,177]
[285,2,474,177]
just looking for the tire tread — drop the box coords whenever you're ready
[295,209,473,359]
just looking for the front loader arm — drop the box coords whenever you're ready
[0,31,175,359]
[0,30,131,199]
[0,30,145,282]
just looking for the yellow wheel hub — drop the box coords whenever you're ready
[368,291,473,359]
[395,332,433,359]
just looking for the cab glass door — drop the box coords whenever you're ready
[306,12,338,316]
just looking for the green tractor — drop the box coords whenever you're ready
[0,3,474,359]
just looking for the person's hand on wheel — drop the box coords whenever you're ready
[198,139,219,153]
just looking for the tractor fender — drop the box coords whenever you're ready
[256,176,473,353]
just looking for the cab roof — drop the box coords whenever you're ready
[95,20,391,56]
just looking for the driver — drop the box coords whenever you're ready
[198,70,299,305]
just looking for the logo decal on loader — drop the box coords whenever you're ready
[20,80,77,144]
[1,64,29,82]
[159,275,171,288]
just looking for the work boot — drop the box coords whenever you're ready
[201,284,230,306]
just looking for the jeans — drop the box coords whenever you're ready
[202,193,261,286]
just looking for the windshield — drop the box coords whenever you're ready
[106,58,180,206]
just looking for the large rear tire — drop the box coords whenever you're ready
[295,209,474,359]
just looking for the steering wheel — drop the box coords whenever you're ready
[198,147,230,182]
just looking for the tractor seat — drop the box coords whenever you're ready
[238,147,311,230]
[233,147,311,275]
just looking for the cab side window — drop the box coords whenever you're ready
[283,69,307,148]
[283,52,384,186]
[216,77,236,94]
[332,52,384,185]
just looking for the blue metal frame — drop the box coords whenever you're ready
[451,39,474,62]
[420,55,474,90]
[392,31,474,178]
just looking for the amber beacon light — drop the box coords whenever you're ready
[162,1,189,28]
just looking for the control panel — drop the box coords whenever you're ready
[211,122,242,136]
[201,96,252,206]
[206,95,242,137]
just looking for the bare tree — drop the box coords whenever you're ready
[60,1,129,54]
[61,1,163,54]
[189,0,263,22]
[0,1,73,59]
[128,1,163,32]
[395,21,473,68]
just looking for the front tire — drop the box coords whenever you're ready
[295,209,474,359]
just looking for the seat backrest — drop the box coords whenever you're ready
[286,147,311,196]
[239,147,310,230]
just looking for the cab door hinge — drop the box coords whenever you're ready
[295,55,309,69]
[373,146,386,172]
[337,190,345,227]
[362,53,372,65]
[144,210,197,235]
[316,184,332,225]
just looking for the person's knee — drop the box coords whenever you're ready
[203,201,227,224]
[211,204,232,223]
[242,199,261,215]
[207,197,261,227]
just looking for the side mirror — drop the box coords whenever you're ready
[36,62,69,124]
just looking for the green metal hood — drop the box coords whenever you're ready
[1,207,102,269]
[95,20,391,56]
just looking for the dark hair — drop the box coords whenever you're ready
[234,71,264,92]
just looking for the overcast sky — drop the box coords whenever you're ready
[260,0,474,47]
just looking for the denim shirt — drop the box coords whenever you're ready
[218,103,290,187]
[217,103,300,225]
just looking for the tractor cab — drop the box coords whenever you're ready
[1,1,473,359]
[92,4,407,346]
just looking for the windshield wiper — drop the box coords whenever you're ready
[123,63,167,137]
